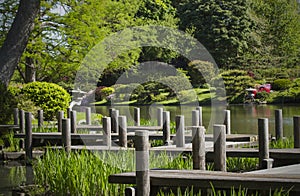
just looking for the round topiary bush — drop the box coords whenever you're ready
[272,79,292,91]
[20,82,71,120]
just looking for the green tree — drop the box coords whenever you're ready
[178,0,252,68]
[60,0,178,88]
[0,0,40,86]
[244,0,300,69]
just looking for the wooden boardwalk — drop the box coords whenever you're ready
[14,132,256,142]
[108,168,300,193]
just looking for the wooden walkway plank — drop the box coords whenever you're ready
[108,169,300,192]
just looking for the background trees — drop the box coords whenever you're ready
[0,0,299,110]
[244,0,300,70]
[177,0,252,68]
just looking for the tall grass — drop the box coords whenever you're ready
[226,158,259,172]
[34,149,128,195]
[270,138,294,149]
[33,149,197,195]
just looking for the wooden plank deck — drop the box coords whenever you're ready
[108,169,300,192]
[14,132,256,142]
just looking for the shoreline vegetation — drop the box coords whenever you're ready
[92,86,300,107]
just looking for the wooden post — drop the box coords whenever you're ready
[70,111,77,133]
[196,106,203,126]
[213,124,226,172]
[176,115,185,147]
[67,108,71,118]
[157,108,163,127]
[192,126,206,170]
[125,187,136,196]
[275,109,283,140]
[85,107,91,125]
[258,118,273,169]
[109,108,115,118]
[25,112,32,164]
[192,110,200,126]
[119,116,127,147]
[19,109,25,149]
[135,130,150,196]
[62,118,71,153]
[162,111,171,145]
[57,111,64,132]
[37,109,43,128]
[13,108,19,126]
[102,117,111,147]
[224,110,231,135]
[134,107,140,126]
[111,110,119,133]
[293,116,300,148]
[19,109,25,133]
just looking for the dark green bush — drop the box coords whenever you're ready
[213,70,254,103]
[158,76,191,93]
[255,91,270,101]
[20,82,71,120]
[0,83,17,124]
[272,79,292,91]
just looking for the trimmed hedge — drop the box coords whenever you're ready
[272,79,292,91]
[20,82,71,120]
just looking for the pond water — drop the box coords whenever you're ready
[0,163,33,196]
[96,104,300,137]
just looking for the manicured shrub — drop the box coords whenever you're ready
[100,87,115,99]
[0,83,17,124]
[272,79,292,91]
[187,60,216,87]
[20,82,71,120]
[213,70,254,103]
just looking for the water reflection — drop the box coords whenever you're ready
[0,163,26,195]
[96,104,300,137]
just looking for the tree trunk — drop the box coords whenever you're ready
[0,0,40,87]
[25,57,36,83]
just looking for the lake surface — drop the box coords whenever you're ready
[0,163,30,196]
[96,104,300,137]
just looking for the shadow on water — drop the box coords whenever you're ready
[0,161,34,196]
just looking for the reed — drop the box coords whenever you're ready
[33,149,197,195]
[270,138,294,149]
[226,157,259,172]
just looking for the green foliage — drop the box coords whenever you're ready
[178,0,252,67]
[0,82,17,124]
[245,0,300,69]
[19,82,71,120]
[100,87,115,98]
[132,82,163,104]
[255,91,270,102]
[178,89,198,103]
[270,138,294,149]
[16,94,41,117]
[3,131,20,152]
[213,70,254,103]
[227,158,259,172]
[272,79,292,91]
[187,60,216,87]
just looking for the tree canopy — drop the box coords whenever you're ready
[0,0,299,87]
